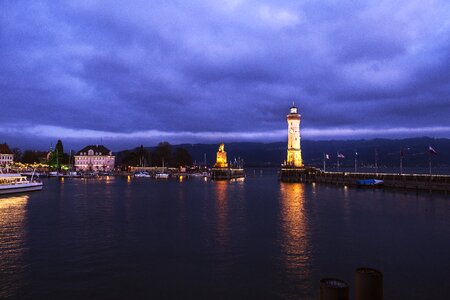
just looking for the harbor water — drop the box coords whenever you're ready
[1,172,449,299]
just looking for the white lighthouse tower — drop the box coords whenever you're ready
[286,103,303,167]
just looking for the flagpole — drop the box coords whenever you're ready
[337,154,340,172]
[429,153,432,175]
[375,149,378,174]
[323,153,326,172]
[354,154,357,173]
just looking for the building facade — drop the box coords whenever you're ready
[286,104,303,167]
[0,143,14,166]
[74,145,115,171]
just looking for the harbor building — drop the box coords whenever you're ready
[0,143,14,166]
[74,145,115,171]
[286,104,303,167]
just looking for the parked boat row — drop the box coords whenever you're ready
[133,171,209,179]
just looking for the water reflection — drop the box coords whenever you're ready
[0,195,29,299]
[278,183,312,293]
[214,181,230,249]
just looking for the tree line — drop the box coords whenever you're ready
[11,139,70,168]
[117,142,193,169]
[11,140,194,169]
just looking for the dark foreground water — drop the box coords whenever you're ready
[1,173,449,299]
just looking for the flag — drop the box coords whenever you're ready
[337,153,345,159]
[325,154,330,160]
[429,146,438,155]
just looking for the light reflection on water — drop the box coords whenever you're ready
[1,176,449,299]
[278,183,312,295]
[213,181,230,249]
[0,195,29,299]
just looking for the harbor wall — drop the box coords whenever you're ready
[280,168,450,193]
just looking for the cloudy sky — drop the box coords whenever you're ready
[1,0,450,150]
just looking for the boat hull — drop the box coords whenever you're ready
[0,183,43,195]
[155,173,169,179]
[356,179,384,187]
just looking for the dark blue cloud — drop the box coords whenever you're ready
[1,0,449,150]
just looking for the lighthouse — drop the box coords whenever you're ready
[286,103,303,167]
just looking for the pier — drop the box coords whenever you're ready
[211,168,245,180]
[280,169,450,193]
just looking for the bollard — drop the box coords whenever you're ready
[320,278,349,300]
[355,267,383,300]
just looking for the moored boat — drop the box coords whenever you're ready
[0,174,43,195]
[134,171,151,178]
[155,172,169,179]
[356,179,384,187]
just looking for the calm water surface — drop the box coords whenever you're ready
[0,173,449,299]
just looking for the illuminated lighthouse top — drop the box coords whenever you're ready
[286,103,303,167]
[290,105,298,114]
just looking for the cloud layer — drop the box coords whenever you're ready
[1,0,450,149]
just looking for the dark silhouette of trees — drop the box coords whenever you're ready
[116,142,193,168]
[153,142,172,167]
[174,147,193,167]
[21,150,43,164]
[12,148,21,162]
[48,139,69,169]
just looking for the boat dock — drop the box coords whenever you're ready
[280,168,450,193]
[211,168,245,180]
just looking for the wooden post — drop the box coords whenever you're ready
[320,278,349,300]
[355,267,383,300]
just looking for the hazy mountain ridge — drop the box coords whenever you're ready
[171,137,450,168]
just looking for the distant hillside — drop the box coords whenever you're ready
[174,137,450,168]
[116,137,450,168]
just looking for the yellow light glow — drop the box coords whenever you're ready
[0,195,28,292]
[214,143,228,168]
[279,182,310,274]
[286,106,303,167]
[179,175,183,182]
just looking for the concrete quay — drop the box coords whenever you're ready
[280,168,450,194]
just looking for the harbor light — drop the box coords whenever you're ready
[286,103,303,167]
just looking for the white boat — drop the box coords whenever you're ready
[48,171,63,177]
[155,158,169,179]
[155,172,169,179]
[64,171,81,178]
[21,171,41,177]
[134,171,151,178]
[0,174,43,195]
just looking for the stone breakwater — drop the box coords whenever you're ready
[280,169,450,193]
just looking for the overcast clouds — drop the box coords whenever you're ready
[1,0,450,150]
